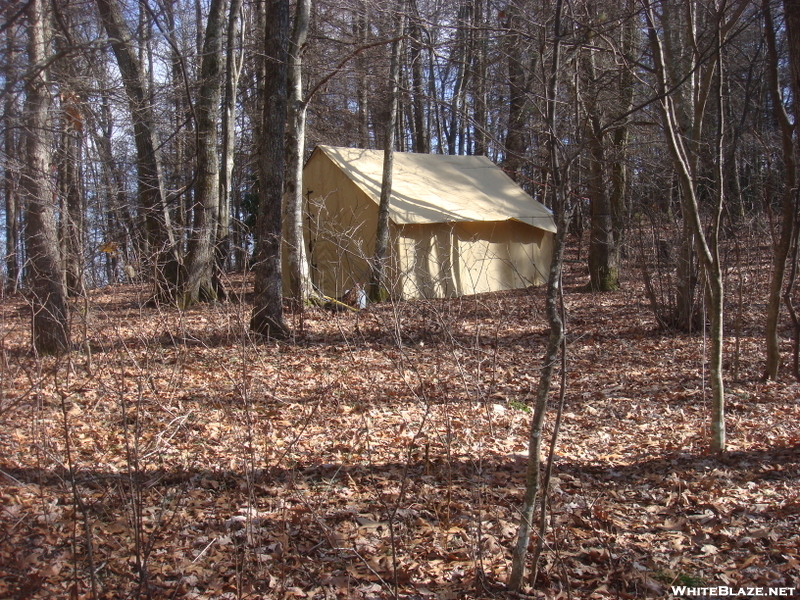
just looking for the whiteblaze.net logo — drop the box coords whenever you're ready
[671,587,797,597]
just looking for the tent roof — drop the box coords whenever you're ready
[311,145,557,233]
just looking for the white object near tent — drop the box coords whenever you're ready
[296,145,556,300]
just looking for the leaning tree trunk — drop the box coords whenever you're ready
[645,0,734,452]
[95,0,180,301]
[183,0,228,305]
[509,0,565,588]
[250,0,289,338]
[24,0,71,355]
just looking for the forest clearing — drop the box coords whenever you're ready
[1,239,798,600]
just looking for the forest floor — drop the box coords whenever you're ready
[1,238,799,599]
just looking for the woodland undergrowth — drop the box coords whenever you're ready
[1,237,798,599]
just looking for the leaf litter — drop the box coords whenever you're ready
[0,255,798,599]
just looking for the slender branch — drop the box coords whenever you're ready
[303,36,405,108]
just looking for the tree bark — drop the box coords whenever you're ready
[284,0,313,308]
[509,0,565,588]
[445,3,470,155]
[3,27,21,291]
[608,9,634,281]
[583,0,633,292]
[95,0,180,301]
[369,9,403,303]
[408,17,429,154]
[95,87,135,283]
[786,0,800,124]
[23,0,71,354]
[470,0,487,156]
[586,133,619,290]
[250,0,289,338]
[219,0,244,277]
[764,0,800,378]
[355,1,370,147]
[183,0,228,305]
[784,0,800,379]
[645,0,732,452]
[56,90,84,297]
[501,0,533,180]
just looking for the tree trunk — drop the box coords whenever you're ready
[611,0,636,241]
[355,1,370,148]
[586,114,620,291]
[509,0,566,588]
[786,0,800,129]
[470,0,487,156]
[95,88,135,282]
[183,0,228,305]
[284,0,313,308]
[250,0,289,338]
[95,0,180,301]
[219,0,244,276]
[369,11,403,303]
[445,3,470,155]
[23,0,71,354]
[4,37,21,292]
[583,1,634,292]
[783,0,800,379]
[57,91,85,297]
[645,0,734,452]
[764,0,799,379]
[163,0,187,262]
[408,18,429,154]
[501,0,532,180]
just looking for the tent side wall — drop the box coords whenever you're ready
[299,147,554,300]
[394,220,552,299]
[302,151,379,297]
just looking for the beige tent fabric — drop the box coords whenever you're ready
[316,146,557,233]
[300,146,555,299]
[393,220,551,299]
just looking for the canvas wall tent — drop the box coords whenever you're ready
[298,145,556,300]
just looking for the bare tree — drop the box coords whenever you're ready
[369,5,404,303]
[580,0,637,291]
[219,0,244,275]
[3,24,21,291]
[95,0,180,301]
[183,0,229,305]
[644,0,749,452]
[250,0,289,338]
[783,0,800,378]
[284,0,313,308]
[764,0,800,379]
[786,0,800,126]
[500,0,534,180]
[23,0,71,354]
[509,0,567,587]
[407,5,429,154]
